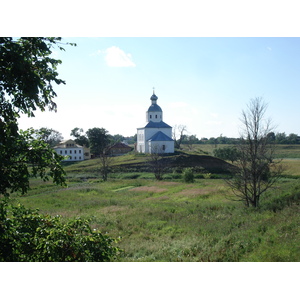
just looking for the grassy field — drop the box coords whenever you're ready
[11,145,300,262]
[180,143,300,158]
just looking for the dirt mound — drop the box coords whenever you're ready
[116,153,234,174]
[169,154,235,173]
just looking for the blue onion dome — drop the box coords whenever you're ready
[148,92,162,112]
[150,93,158,101]
[148,103,162,112]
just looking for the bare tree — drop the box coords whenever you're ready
[147,145,168,180]
[227,97,283,208]
[173,124,187,149]
[98,150,114,181]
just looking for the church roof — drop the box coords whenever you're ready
[147,103,162,112]
[144,120,172,128]
[147,131,174,142]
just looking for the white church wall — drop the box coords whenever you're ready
[146,112,163,122]
[148,141,174,154]
[137,128,146,153]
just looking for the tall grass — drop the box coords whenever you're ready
[12,173,300,261]
[9,146,300,261]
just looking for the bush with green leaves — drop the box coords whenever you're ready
[213,147,239,163]
[0,201,121,262]
[183,168,194,183]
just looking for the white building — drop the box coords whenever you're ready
[137,92,174,154]
[53,139,91,161]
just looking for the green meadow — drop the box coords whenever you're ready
[11,145,300,262]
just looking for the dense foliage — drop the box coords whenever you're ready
[0,37,68,196]
[0,201,121,262]
[0,128,66,197]
[0,37,121,262]
[179,132,300,145]
[182,168,194,183]
[86,127,110,156]
[34,127,64,147]
[213,146,239,163]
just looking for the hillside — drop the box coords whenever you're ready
[63,151,235,177]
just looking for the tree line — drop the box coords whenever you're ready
[177,132,300,145]
[35,126,300,156]
[33,127,136,155]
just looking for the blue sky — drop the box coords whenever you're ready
[17,37,300,140]
[18,37,300,140]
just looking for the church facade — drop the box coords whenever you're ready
[136,92,174,154]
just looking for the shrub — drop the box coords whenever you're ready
[172,170,182,179]
[261,187,300,212]
[0,201,121,262]
[183,168,194,183]
[203,173,212,179]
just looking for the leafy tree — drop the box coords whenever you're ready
[110,134,124,144]
[267,132,276,143]
[0,37,121,262]
[70,127,89,147]
[34,127,64,147]
[213,146,239,163]
[124,134,137,144]
[275,132,287,144]
[287,133,299,144]
[227,97,283,208]
[0,128,66,197]
[86,127,110,156]
[0,37,71,196]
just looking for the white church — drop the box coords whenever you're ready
[136,91,174,154]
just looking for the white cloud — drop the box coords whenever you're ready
[104,46,136,67]
[210,113,219,118]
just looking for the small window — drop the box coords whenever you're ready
[60,150,62,154]
[150,115,152,119]
[70,150,72,154]
[162,145,166,151]
[79,156,81,160]
[79,150,81,153]
[74,157,77,160]
[155,115,157,118]
[74,150,77,154]
[65,150,67,154]
[69,156,72,160]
